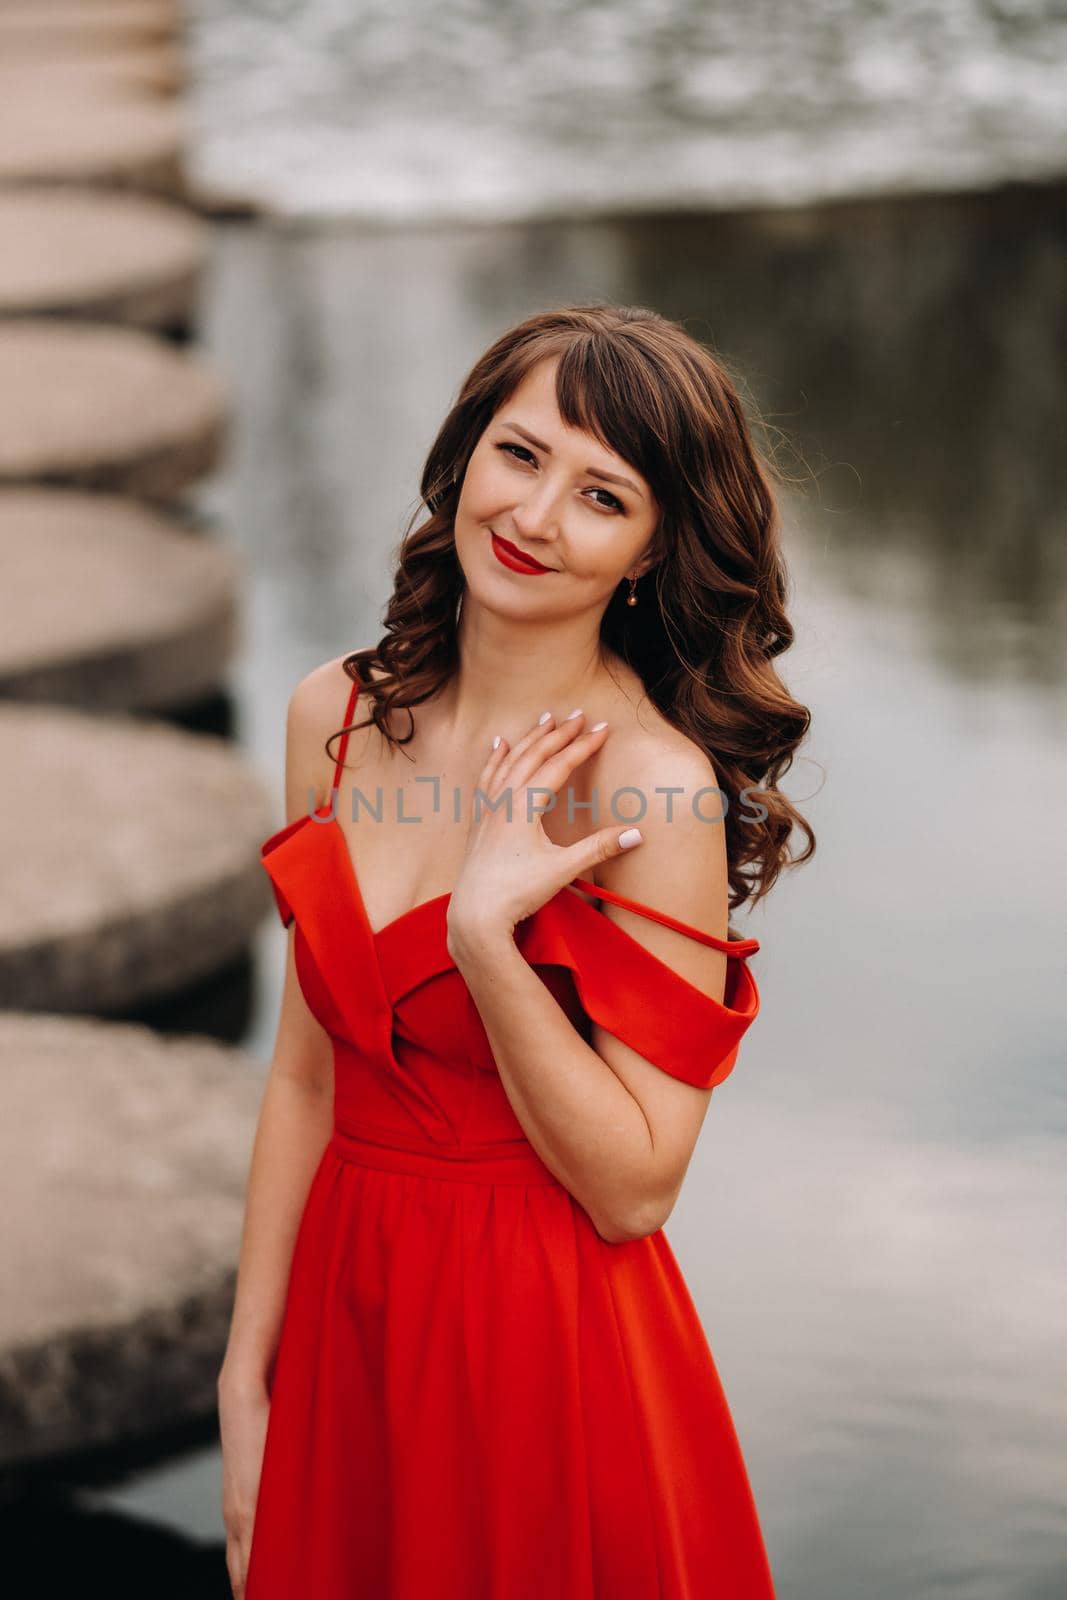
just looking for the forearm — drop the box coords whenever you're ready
[218,1068,334,1398]
[452,927,662,1242]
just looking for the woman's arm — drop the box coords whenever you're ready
[449,743,730,1246]
[218,663,343,1400]
[453,932,661,1243]
[217,947,334,1399]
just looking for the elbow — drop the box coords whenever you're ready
[594,1206,666,1245]
[592,1179,679,1245]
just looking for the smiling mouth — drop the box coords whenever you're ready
[490,531,556,573]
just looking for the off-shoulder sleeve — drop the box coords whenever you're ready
[261,671,362,932]
[516,888,761,1091]
[260,816,311,929]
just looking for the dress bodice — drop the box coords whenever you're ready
[260,670,761,1148]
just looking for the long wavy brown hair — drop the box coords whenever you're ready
[328,302,815,917]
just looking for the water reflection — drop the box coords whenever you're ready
[190,1,1067,223]
[618,185,1067,692]
[74,188,1066,1598]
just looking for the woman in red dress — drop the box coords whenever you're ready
[219,303,814,1598]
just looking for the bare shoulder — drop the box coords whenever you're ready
[590,688,730,941]
[285,653,356,743]
[595,679,722,818]
[283,652,375,817]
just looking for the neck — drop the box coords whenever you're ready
[441,594,618,748]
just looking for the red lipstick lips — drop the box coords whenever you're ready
[491,532,554,574]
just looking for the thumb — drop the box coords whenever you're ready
[567,825,643,880]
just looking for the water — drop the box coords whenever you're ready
[187,0,1067,222]
[55,180,1067,1598]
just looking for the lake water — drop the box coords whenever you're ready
[187,0,1067,222]
[55,182,1067,1598]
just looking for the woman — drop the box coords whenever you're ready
[220,303,814,1598]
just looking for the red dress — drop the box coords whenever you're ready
[244,674,776,1599]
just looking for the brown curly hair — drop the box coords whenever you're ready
[328,302,815,916]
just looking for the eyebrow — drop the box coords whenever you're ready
[500,420,645,499]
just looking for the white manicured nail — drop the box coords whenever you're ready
[492,734,502,749]
[538,710,552,724]
[589,719,608,732]
[619,828,643,849]
[564,707,583,720]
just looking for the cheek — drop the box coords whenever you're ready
[557,528,634,583]
[456,480,490,530]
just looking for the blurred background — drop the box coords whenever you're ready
[1,2,1065,1596]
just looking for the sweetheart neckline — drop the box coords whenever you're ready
[266,809,760,958]
[322,807,582,943]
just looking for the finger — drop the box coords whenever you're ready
[492,710,557,785]
[477,730,510,788]
[225,1541,240,1599]
[228,1550,244,1600]
[504,710,591,793]
[563,822,644,879]
[483,711,559,803]
[521,720,610,802]
[230,1532,249,1598]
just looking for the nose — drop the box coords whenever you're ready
[509,480,561,544]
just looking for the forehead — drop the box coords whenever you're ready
[494,357,642,478]
[498,356,583,431]
[502,356,562,412]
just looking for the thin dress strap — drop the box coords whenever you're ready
[331,675,361,789]
[568,875,760,957]
[314,674,361,817]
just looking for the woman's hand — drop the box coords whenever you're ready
[446,708,644,952]
[219,1378,271,1599]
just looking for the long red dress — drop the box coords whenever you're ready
[244,673,776,1599]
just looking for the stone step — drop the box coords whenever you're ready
[0,94,187,198]
[0,45,185,103]
[0,320,227,500]
[0,188,206,331]
[0,4,181,59]
[0,702,275,1013]
[0,1011,263,1472]
[0,489,239,712]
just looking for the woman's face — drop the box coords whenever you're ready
[453,357,659,614]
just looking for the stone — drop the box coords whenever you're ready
[0,701,275,1013]
[0,1012,264,1470]
[0,4,180,58]
[0,189,206,331]
[0,320,227,500]
[0,95,187,198]
[0,45,184,107]
[0,489,239,712]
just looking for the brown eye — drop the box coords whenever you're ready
[497,443,536,464]
[587,487,624,513]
